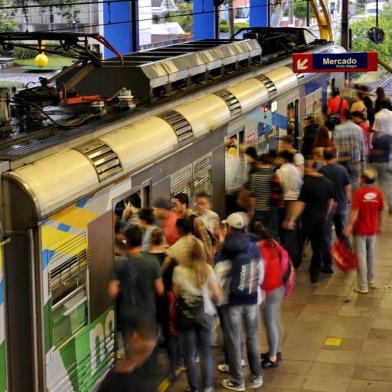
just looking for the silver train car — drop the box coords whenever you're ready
[0,32,345,391]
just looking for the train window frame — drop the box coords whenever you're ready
[48,233,89,348]
[113,180,152,220]
[270,100,278,113]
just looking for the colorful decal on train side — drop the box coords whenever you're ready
[41,179,133,391]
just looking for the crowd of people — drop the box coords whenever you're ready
[98,82,391,392]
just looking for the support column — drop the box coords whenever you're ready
[103,0,139,58]
[341,0,349,49]
[250,0,269,28]
[193,0,215,40]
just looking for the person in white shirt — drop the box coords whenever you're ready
[276,150,303,202]
[194,192,220,236]
[372,100,392,136]
[280,135,305,175]
[276,150,303,266]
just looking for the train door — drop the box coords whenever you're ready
[287,100,300,149]
[224,128,246,195]
[0,239,8,392]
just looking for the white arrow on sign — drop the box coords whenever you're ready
[297,58,309,71]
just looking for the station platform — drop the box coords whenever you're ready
[164,215,392,392]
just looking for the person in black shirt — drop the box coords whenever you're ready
[97,318,158,392]
[285,160,335,283]
[148,228,179,381]
[319,148,352,272]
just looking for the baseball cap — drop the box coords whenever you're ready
[222,212,245,229]
[152,197,173,210]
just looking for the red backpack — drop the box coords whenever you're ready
[273,240,296,296]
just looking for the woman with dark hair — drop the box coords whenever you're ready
[375,86,392,113]
[250,221,285,369]
[313,127,335,149]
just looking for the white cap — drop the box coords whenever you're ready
[222,212,245,229]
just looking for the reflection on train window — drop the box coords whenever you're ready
[287,102,296,136]
[49,234,88,346]
[225,129,247,193]
[170,154,213,205]
[271,100,278,113]
[114,187,150,223]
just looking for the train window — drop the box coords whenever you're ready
[170,164,193,199]
[271,100,278,113]
[225,129,248,193]
[193,154,213,202]
[49,234,88,346]
[287,100,299,148]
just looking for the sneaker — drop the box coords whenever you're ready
[369,281,378,289]
[217,363,230,373]
[218,361,245,373]
[261,357,279,368]
[221,379,245,391]
[248,375,263,389]
[261,351,282,361]
[353,285,368,294]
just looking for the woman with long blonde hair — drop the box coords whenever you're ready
[173,236,219,392]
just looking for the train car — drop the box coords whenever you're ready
[0,28,345,391]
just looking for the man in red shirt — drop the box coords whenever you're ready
[344,169,385,294]
[327,87,350,123]
[153,197,178,246]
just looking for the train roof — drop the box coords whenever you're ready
[3,41,347,219]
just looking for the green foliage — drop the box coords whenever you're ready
[176,3,193,33]
[10,0,80,25]
[0,0,18,32]
[234,22,249,32]
[351,5,392,62]
[0,80,24,88]
[152,14,160,24]
[293,1,314,20]
[220,23,229,32]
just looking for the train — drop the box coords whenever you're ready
[0,27,345,391]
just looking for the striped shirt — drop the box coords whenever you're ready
[245,167,274,211]
[334,120,366,163]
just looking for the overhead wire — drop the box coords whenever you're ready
[9,1,313,34]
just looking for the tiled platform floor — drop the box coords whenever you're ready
[167,215,392,392]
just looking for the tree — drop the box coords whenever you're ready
[11,0,80,26]
[0,0,17,32]
[350,5,392,62]
[292,0,314,20]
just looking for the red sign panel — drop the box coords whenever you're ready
[293,52,378,73]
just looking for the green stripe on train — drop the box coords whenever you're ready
[0,342,6,392]
[58,309,115,391]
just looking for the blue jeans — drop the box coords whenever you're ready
[222,304,262,386]
[354,235,377,290]
[181,324,213,391]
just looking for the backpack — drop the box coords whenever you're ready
[328,97,343,126]
[229,242,260,304]
[273,240,295,296]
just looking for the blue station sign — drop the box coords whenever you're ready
[293,52,378,73]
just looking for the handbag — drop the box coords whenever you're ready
[331,239,358,271]
[176,289,215,332]
[328,97,343,126]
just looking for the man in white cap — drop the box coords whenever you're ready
[217,213,264,391]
